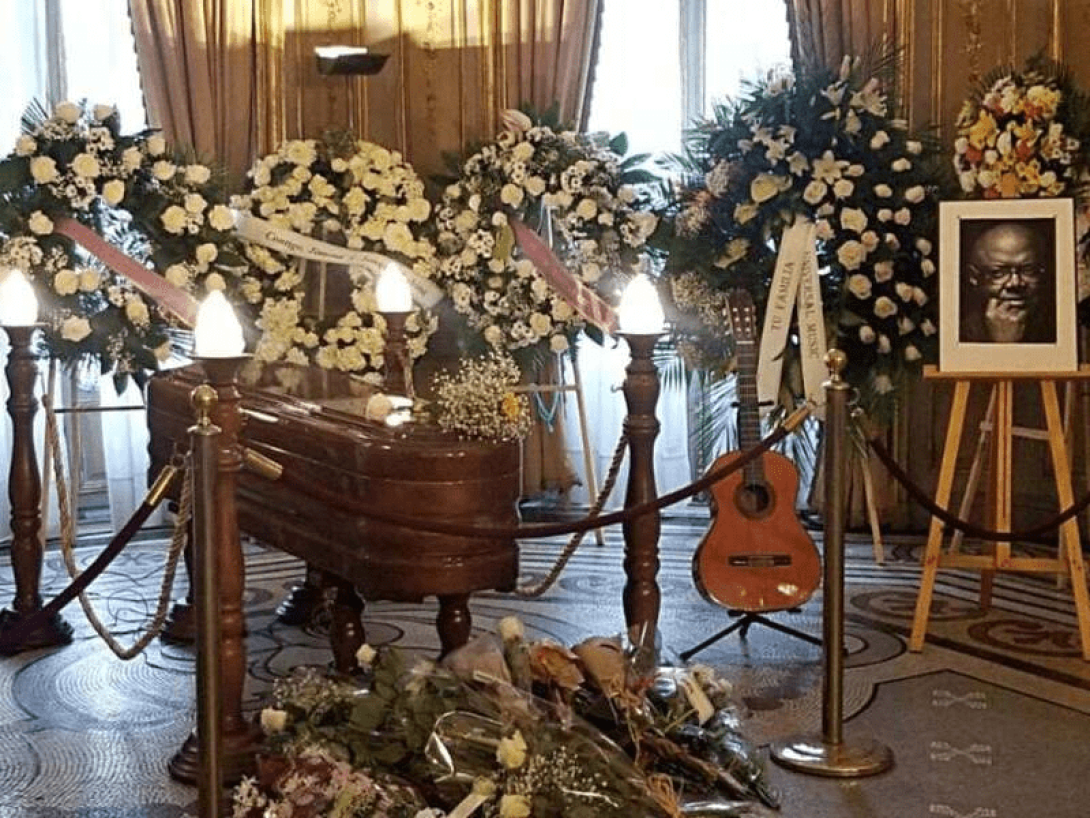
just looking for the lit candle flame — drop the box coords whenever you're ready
[376,264,413,313]
[194,290,245,357]
[0,269,39,326]
[618,274,664,334]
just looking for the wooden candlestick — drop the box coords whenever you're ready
[620,332,661,658]
[0,325,72,653]
[169,356,259,786]
[382,310,413,399]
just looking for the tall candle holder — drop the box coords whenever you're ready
[0,270,72,653]
[616,273,665,662]
[381,309,414,399]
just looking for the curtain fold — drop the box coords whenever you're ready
[785,0,883,71]
[128,0,257,185]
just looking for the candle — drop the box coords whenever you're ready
[0,269,39,326]
[376,264,413,313]
[194,290,246,357]
[618,274,664,335]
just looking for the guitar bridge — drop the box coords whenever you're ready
[727,554,792,568]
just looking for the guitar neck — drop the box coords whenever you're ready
[736,338,763,483]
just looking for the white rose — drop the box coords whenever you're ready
[146,134,167,156]
[802,180,827,205]
[891,157,912,172]
[500,183,524,207]
[53,269,79,295]
[184,164,212,185]
[921,259,936,277]
[208,204,235,231]
[873,260,894,282]
[847,274,872,299]
[575,198,598,220]
[483,325,504,347]
[874,184,893,198]
[869,130,890,150]
[195,243,218,267]
[840,208,867,233]
[549,334,570,353]
[904,344,921,361]
[874,373,894,392]
[906,140,922,154]
[837,240,867,270]
[93,104,116,122]
[904,185,926,204]
[750,174,781,203]
[28,211,53,235]
[102,179,125,206]
[184,193,207,214]
[815,219,835,241]
[164,264,191,288]
[861,230,880,251]
[873,295,898,318]
[152,160,176,181]
[498,616,524,642]
[355,643,377,667]
[877,208,893,222]
[71,153,100,179]
[259,708,288,734]
[893,208,912,226]
[205,272,226,292]
[78,268,101,291]
[61,315,92,342]
[54,101,81,123]
[30,156,59,184]
[895,281,913,301]
[125,298,150,327]
[916,238,933,255]
[160,205,187,234]
[859,325,876,343]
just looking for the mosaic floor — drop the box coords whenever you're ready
[1,518,1089,817]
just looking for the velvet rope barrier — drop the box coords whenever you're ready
[267,406,810,540]
[866,430,1090,543]
[0,462,181,656]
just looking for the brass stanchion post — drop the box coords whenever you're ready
[190,384,223,818]
[770,349,893,777]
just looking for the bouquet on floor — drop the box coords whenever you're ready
[236,621,779,817]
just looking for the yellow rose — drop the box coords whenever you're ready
[102,179,125,206]
[30,156,59,184]
[749,173,781,203]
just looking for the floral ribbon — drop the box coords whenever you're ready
[509,217,619,335]
[52,217,199,326]
[233,212,444,308]
[756,218,827,419]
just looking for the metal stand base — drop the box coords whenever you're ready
[770,735,893,778]
[679,610,820,662]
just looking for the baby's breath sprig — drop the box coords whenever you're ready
[432,352,533,442]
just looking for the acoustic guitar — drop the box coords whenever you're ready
[692,291,822,613]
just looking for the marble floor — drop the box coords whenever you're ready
[1,512,1089,817]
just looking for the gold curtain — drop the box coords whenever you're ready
[785,0,894,71]
[127,0,260,185]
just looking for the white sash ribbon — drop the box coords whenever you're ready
[233,212,444,308]
[756,219,827,419]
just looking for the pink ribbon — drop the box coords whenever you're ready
[52,217,199,326]
[510,218,619,335]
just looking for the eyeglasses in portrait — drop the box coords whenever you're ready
[939,198,1077,373]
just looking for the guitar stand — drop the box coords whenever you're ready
[679,608,821,662]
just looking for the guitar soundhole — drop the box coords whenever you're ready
[736,481,773,518]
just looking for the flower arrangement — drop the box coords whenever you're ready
[434,110,659,355]
[239,621,777,818]
[953,56,1090,199]
[0,100,246,386]
[233,134,438,384]
[659,56,941,403]
[431,352,533,442]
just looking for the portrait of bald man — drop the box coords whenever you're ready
[959,219,1056,344]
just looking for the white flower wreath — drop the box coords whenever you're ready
[434,113,658,354]
[661,57,940,404]
[233,136,438,382]
[0,100,246,386]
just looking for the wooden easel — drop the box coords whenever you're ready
[910,367,1090,660]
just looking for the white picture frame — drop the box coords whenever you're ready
[939,198,1078,374]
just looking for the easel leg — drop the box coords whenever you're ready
[982,382,1015,609]
[569,353,604,546]
[1041,381,1090,660]
[950,387,996,555]
[910,381,970,652]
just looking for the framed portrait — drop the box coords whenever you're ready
[939,198,1078,373]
